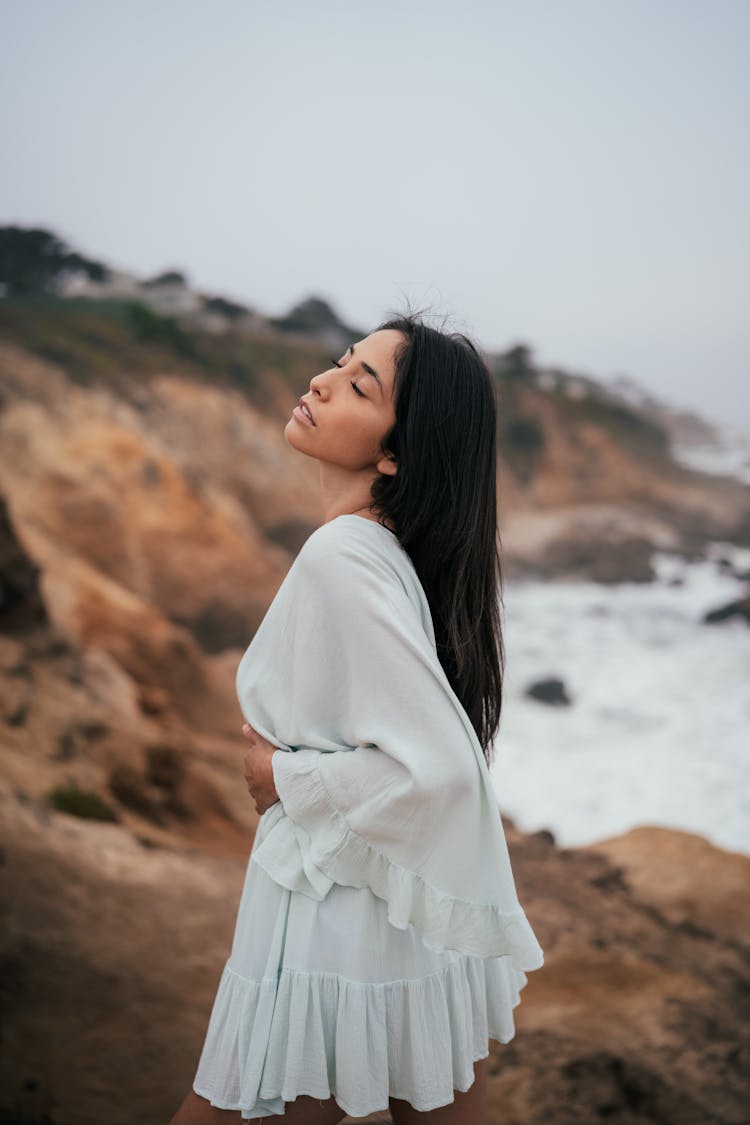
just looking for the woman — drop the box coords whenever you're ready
[171,312,544,1124]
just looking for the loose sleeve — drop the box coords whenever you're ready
[250,522,544,967]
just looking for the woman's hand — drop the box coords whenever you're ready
[241,722,281,816]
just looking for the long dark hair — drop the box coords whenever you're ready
[365,308,505,768]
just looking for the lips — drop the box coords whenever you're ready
[298,397,315,425]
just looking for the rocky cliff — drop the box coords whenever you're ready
[1,307,748,1124]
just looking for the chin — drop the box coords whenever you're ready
[284,420,321,459]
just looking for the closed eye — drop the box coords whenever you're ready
[329,356,366,397]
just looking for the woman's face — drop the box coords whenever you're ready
[284,328,403,473]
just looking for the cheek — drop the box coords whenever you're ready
[358,419,388,454]
[328,422,385,470]
[343,427,379,461]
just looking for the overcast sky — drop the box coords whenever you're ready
[2,0,748,431]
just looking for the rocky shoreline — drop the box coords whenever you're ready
[1,333,749,1123]
[1,778,748,1125]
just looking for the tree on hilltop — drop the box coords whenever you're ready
[203,294,251,319]
[0,225,108,297]
[499,343,535,381]
[142,270,188,288]
[268,295,364,343]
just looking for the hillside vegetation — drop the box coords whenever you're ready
[1,245,749,1124]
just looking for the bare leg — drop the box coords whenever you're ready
[169,1088,348,1125]
[168,1090,243,1124]
[259,1094,347,1125]
[389,1056,488,1125]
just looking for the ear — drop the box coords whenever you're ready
[376,452,398,476]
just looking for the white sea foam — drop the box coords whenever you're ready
[491,547,750,857]
[671,422,750,486]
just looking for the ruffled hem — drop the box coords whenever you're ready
[265,750,545,970]
[193,955,528,1119]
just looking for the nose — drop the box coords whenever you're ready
[310,369,331,395]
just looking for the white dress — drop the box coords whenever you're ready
[192,515,544,1119]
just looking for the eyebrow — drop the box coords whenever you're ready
[348,344,383,395]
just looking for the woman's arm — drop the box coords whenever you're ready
[241,721,280,815]
[262,529,487,885]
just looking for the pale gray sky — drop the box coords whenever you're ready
[2,0,748,430]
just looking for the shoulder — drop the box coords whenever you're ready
[293,516,437,647]
[299,515,393,563]
[301,514,363,551]
[296,515,409,595]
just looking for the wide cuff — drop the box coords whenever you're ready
[251,804,335,902]
[269,749,545,969]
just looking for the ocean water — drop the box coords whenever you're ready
[491,544,750,857]
[671,422,750,486]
